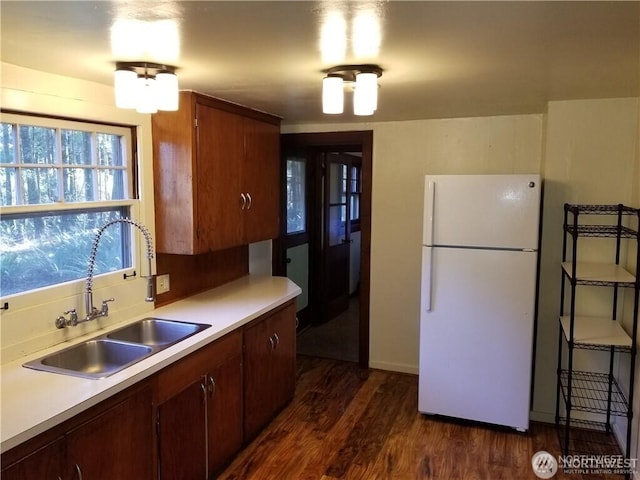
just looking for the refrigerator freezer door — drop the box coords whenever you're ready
[423,174,541,249]
[418,246,537,431]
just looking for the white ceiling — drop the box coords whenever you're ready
[1,1,639,125]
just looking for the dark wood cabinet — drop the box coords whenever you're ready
[65,385,153,479]
[1,437,64,480]
[157,377,208,479]
[155,329,243,479]
[207,353,243,475]
[243,301,296,440]
[243,116,280,244]
[152,91,280,255]
[1,385,153,480]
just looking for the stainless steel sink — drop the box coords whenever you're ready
[24,339,153,380]
[23,318,211,379]
[106,318,210,346]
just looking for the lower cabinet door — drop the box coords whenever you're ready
[66,386,153,480]
[1,437,64,480]
[207,354,243,476]
[243,302,296,440]
[158,377,207,480]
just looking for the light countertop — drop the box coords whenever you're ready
[1,275,301,453]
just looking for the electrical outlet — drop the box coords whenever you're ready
[157,274,170,294]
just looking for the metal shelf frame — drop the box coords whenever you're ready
[555,203,640,479]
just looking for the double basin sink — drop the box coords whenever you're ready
[24,318,211,380]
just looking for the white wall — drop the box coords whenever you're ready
[0,63,157,362]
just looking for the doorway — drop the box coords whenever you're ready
[274,131,372,368]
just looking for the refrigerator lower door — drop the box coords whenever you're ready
[418,246,537,431]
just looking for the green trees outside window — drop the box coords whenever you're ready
[0,115,135,296]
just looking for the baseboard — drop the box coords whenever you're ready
[368,360,418,375]
[529,410,556,424]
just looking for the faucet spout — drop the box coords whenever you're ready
[55,218,155,329]
[85,218,155,319]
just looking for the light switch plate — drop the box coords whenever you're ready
[157,274,170,294]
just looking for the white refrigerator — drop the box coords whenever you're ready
[418,174,541,431]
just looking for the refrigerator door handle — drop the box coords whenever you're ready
[423,180,435,245]
[422,246,433,312]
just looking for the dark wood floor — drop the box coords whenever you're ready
[219,356,624,480]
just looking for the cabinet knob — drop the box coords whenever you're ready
[246,192,252,210]
[240,193,247,210]
[74,464,84,480]
[273,332,280,347]
[268,335,275,350]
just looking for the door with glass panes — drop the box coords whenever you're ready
[323,153,351,321]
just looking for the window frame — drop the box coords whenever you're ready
[283,154,311,248]
[0,112,141,298]
[349,162,362,233]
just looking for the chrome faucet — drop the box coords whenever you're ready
[55,218,155,329]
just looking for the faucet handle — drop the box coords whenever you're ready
[56,308,77,328]
[65,308,78,326]
[100,298,115,316]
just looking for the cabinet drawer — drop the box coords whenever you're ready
[155,330,242,403]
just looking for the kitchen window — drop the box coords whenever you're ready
[0,113,136,297]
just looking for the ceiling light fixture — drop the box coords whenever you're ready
[322,64,382,116]
[114,62,179,114]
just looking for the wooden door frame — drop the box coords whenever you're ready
[275,131,372,369]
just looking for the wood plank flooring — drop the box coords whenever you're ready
[218,356,624,480]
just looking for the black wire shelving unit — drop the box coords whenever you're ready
[555,204,640,478]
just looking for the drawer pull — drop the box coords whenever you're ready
[208,376,216,397]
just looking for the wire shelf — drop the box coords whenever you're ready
[556,418,623,457]
[565,204,640,215]
[568,342,632,353]
[559,370,629,416]
[564,224,638,239]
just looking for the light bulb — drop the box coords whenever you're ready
[323,76,344,114]
[136,76,158,114]
[156,71,179,111]
[353,72,377,116]
[114,68,137,109]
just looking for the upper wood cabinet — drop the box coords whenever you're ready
[152,91,281,254]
